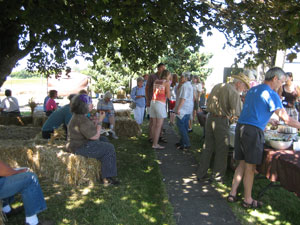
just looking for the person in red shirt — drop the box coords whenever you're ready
[45,90,58,116]
[149,70,171,149]
[145,63,166,142]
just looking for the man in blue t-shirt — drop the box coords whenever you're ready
[227,67,300,209]
[42,94,75,139]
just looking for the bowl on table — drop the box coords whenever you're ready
[269,139,293,150]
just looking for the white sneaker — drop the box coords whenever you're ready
[111,131,119,139]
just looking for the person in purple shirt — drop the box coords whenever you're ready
[228,67,300,209]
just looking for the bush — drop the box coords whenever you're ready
[10,70,42,79]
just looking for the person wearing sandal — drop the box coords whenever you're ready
[149,70,171,149]
[229,67,300,209]
[174,73,194,151]
[146,63,166,143]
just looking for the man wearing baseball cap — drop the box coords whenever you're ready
[197,72,250,183]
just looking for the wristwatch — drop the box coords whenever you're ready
[97,121,103,126]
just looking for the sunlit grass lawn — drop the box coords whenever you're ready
[8,122,175,225]
[189,123,300,225]
[3,78,46,86]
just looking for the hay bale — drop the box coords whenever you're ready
[0,116,32,126]
[0,140,101,186]
[32,116,47,127]
[115,117,141,137]
[0,125,41,140]
[49,125,66,144]
[115,110,131,118]
[0,201,4,225]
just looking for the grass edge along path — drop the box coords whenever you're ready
[188,124,300,225]
[7,122,176,225]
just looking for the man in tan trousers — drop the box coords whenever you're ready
[196,74,250,182]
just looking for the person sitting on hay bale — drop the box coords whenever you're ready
[67,94,119,186]
[42,94,76,139]
[0,89,21,117]
[45,90,58,117]
[97,91,118,139]
[0,160,53,225]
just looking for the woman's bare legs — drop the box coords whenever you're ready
[170,112,176,125]
[152,118,164,148]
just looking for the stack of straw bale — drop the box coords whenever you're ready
[0,116,32,126]
[0,201,4,225]
[115,117,141,137]
[49,125,66,144]
[0,125,41,140]
[115,110,131,118]
[32,115,47,127]
[0,140,101,186]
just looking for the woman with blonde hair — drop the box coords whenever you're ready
[149,70,171,149]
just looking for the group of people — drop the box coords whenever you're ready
[129,63,207,151]
[2,65,300,224]
[139,63,203,150]
[133,64,300,210]
[197,67,300,209]
[42,90,118,140]
[2,90,120,224]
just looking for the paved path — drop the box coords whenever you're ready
[155,122,241,225]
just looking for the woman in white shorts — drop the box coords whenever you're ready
[150,70,171,149]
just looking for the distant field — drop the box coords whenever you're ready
[2,78,47,86]
[1,78,48,106]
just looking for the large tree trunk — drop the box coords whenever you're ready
[0,22,36,87]
[0,55,25,87]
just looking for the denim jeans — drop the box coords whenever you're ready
[0,172,47,217]
[176,114,191,147]
[75,139,117,178]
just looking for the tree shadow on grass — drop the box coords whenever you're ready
[6,129,174,225]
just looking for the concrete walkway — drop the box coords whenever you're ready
[155,122,240,225]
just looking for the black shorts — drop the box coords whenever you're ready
[234,123,264,165]
[193,100,199,110]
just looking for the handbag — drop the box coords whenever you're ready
[130,101,136,109]
[130,87,138,109]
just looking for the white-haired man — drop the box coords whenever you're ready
[228,67,300,208]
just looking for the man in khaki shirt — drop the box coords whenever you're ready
[196,74,250,182]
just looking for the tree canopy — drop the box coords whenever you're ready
[161,48,212,80]
[212,0,300,67]
[0,0,214,86]
[1,0,300,87]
